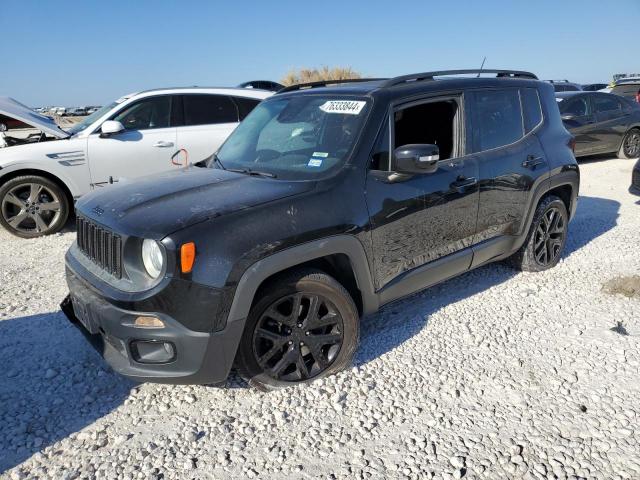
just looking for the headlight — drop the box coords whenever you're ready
[141,239,164,279]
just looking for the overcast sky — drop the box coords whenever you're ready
[1,0,638,106]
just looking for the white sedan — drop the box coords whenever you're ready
[0,87,272,237]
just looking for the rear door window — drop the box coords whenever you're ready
[183,94,239,126]
[470,89,524,152]
[593,95,623,114]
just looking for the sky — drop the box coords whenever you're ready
[1,0,638,107]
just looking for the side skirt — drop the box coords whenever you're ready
[376,234,522,309]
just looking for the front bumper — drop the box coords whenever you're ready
[62,267,245,385]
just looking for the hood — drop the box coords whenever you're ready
[0,97,70,139]
[76,167,315,239]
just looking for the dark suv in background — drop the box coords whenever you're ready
[545,80,583,92]
[62,70,579,390]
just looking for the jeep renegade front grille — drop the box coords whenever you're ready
[76,215,122,279]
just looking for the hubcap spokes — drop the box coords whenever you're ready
[625,132,640,158]
[1,183,61,233]
[533,207,565,266]
[253,293,344,382]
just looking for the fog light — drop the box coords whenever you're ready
[130,340,176,364]
[133,316,165,329]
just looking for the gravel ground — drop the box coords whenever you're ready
[1,156,639,480]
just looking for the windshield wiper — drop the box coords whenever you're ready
[227,168,277,179]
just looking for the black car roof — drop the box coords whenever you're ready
[274,70,543,101]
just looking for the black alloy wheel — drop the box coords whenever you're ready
[506,195,568,272]
[533,207,566,267]
[236,269,359,390]
[252,292,344,382]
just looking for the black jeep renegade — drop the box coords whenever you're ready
[62,70,579,390]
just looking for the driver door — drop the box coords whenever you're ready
[87,95,178,187]
[365,95,479,291]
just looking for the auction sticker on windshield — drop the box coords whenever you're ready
[319,100,366,115]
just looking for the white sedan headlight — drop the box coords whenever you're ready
[141,239,164,279]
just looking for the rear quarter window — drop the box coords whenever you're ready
[520,88,543,133]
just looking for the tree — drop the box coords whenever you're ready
[281,66,362,86]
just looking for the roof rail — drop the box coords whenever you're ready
[382,69,538,88]
[276,78,387,94]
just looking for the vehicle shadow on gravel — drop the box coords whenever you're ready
[562,195,619,257]
[356,195,619,366]
[0,311,134,473]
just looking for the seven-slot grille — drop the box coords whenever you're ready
[76,215,122,278]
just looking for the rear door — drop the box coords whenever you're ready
[591,94,628,152]
[175,94,240,163]
[467,87,549,265]
[558,94,598,155]
[87,95,178,186]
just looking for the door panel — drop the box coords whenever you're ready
[87,127,178,187]
[366,158,479,289]
[87,95,180,187]
[558,95,599,155]
[365,97,478,290]
[472,133,548,244]
[592,94,628,152]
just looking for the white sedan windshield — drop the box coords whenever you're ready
[66,102,117,135]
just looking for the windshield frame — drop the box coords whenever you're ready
[213,93,374,181]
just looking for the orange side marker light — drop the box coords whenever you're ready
[180,242,196,273]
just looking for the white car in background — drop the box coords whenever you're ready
[0,87,272,237]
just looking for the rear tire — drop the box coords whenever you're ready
[235,269,359,391]
[0,175,70,238]
[507,195,568,272]
[618,128,640,159]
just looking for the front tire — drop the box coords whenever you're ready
[507,195,568,272]
[235,269,359,391]
[0,175,70,238]
[618,128,640,160]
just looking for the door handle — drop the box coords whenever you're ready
[153,141,174,148]
[450,177,477,193]
[522,155,546,169]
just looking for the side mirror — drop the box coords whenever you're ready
[100,120,125,137]
[393,144,439,174]
[0,122,7,132]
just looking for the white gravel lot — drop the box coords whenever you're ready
[1,156,639,480]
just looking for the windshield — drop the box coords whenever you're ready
[215,95,370,180]
[66,102,117,135]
